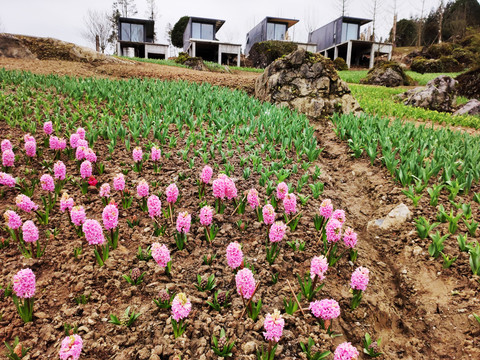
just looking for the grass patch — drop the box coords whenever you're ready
[339,70,464,85]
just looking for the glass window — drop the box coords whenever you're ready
[267,22,287,41]
[121,23,130,41]
[201,23,214,40]
[192,22,201,38]
[131,24,144,42]
[341,23,359,42]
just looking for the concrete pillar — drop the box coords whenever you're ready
[237,48,241,67]
[334,46,338,59]
[192,42,196,57]
[387,48,392,61]
[346,41,352,68]
[218,46,222,64]
[369,44,375,69]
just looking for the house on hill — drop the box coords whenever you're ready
[245,16,316,56]
[182,17,241,66]
[117,17,168,59]
[308,16,392,68]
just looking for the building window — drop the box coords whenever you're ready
[192,22,214,40]
[341,23,359,42]
[267,22,287,41]
[120,23,144,42]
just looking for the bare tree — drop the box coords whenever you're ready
[438,0,444,43]
[82,9,110,53]
[337,0,350,17]
[392,0,397,46]
[145,0,159,41]
[371,0,379,41]
[116,0,138,17]
[303,4,319,35]
[417,0,426,46]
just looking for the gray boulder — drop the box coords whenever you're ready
[255,48,361,118]
[360,61,415,87]
[453,99,480,116]
[397,75,457,112]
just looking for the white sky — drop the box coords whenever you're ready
[0,0,443,53]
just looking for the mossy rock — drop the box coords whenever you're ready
[411,55,464,73]
[456,66,480,100]
[248,40,298,69]
[360,60,415,87]
[333,57,348,71]
[424,42,454,59]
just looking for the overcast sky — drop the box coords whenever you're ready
[0,0,442,53]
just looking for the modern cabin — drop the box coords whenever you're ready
[183,17,241,66]
[308,16,392,68]
[117,17,168,59]
[245,16,316,56]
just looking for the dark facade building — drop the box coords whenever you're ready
[308,16,392,68]
[117,17,168,59]
[245,17,316,56]
[183,17,241,66]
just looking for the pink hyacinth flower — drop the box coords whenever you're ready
[2,149,14,167]
[263,309,284,343]
[137,180,149,198]
[199,205,213,226]
[77,139,88,148]
[22,220,39,243]
[309,298,341,320]
[176,211,191,234]
[212,176,226,199]
[13,268,36,299]
[80,160,92,179]
[351,266,370,291]
[269,221,286,243]
[224,176,237,200]
[60,193,74,212]
[343,227,357,248]
[247,188,260,209]
[75,146,86,161]
[334,342,359,360]
[85,148,97,163]
[171,293,191,321]
[310,255,328,281]
[4,210,22,230]
[132,147,143,162]
[82,219,105,245]
[102,203,118,230]
[319,199,333,219]
[166,183,179,204]
[200,165,213,184]
[15,194,39,213]
[332,209,346,224]
[76,127,86,140]
[0,172,16,187]
[25,141,36,157]
[1,139,12,152]
[59,334,83,360]
[113,173,125,192]
[99,183,111,198]
[151,146,161,161]
[276,182,288,200]
[283,193,297,215]
[58,138,67,150]
[235,268,256,299]
[43,121,53,135]
[326,218,342,243]
[49,135,59,150]
[152,242,171,267]
[40,174,55,192]
[226,242,243,269]
[24,134,35,144]
[262,204,276,225]
[70,133,80,148]
[54,161,66,180]
[70,206,86,226]
[147,195,162,219]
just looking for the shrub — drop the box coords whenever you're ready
[170,16,189,49]
[456,66,480,99]
[333,57,348,71]
[438,56,463,72]
[410,56,463,73]
[424,42,454,59]
[452,48,476,66]
[175,52,190,64]
[248,41,298,69]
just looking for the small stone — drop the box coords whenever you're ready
[242,341,257,354]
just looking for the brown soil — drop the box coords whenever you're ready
[0,57,479,360]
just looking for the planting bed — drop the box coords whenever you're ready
[0,63,479,360]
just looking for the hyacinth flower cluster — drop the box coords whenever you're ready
[70,205,86,237]
[151,145,161,173]
[20,220,46,259]
[260,309,284,360]
[165,183,179,223]
[171,293,191,338]
[137,179,150,212]
[12,268,36,322]
[152,242,171,275]
[79,160,93,194]
[350,266,370,310]
[0,171,16,188]
[298,255,329,302]
[4,210,23,243]
[310,298,341,335]
[334,342,359,360]
[200,205,218,242]
[174,211,191,250]
[132,146,144,172]
[266,221,287,265]
[59,334,83,360]
[23,134,37,162]
[49,135,67,160]
[53,160,67,192]
[212,174,237,213]
[226,242,243,271]
[114,173,132,209]
[99,183,110,205]
[235,268,261,320]
[2,141,15,170]
[247,188,262,221]
[83,219,109,266]
[199,165,213,198]
[102,201,119,249]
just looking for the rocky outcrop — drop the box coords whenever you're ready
[360,61,415,87]
[456,66,480,100]
[396,75,457,112]
[454,99,480,116]
[255,49,361,118]
[0,33,131,65]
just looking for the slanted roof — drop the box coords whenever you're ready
[339,16,372,26]
[265,16,299,29]
[190,17,226,33]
